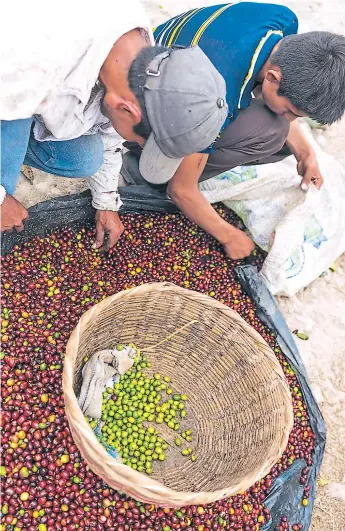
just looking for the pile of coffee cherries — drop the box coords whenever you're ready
[1,208,315,530]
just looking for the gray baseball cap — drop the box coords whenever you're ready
[139,46,228,184]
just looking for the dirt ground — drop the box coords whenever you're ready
[12,1,345,529]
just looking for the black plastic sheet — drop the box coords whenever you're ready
[236,266,326,530]
[1,189,326,530]
[1,187,176,255]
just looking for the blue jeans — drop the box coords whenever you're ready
[1,119,104,195]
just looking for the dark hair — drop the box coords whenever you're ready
[128,45,169,139]
[271,31,345,125]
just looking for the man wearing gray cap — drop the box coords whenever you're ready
[0,0,226,250]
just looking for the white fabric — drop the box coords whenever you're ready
[88,133,124,211]
[0,0,153,210]
[200,124,345,296]
[78,346,136,419]
[0,185,6,205]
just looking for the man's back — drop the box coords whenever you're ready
[0,0,152,134]
[154,2,298,140]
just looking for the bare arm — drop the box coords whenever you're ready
[286,120,324,190]
[285,119,312,159]
[254,86,323,190]
[167,153,255,259]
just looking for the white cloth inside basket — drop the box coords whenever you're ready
[78,346,136,418]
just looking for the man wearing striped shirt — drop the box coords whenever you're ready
[123,2,345,259]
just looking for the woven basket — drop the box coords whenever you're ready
[63,282,293,507]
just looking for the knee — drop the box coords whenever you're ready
[1,118,33,194]
[74,134,104,177]
[256,102,290,155]
[268,113,290,153]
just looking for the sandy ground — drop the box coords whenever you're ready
[12,1,345,529]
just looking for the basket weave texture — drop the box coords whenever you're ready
[63,282,293,507]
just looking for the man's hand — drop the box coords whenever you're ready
[94,210,124,251]
[297,152,324,191]
[223,228,255,260]
[168,153,256,260]
[1,195,29,232]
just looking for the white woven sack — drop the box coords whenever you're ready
[200,125,345,296]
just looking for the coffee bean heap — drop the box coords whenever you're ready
[1,208,314,530]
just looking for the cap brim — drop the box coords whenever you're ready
[139,133,183,185]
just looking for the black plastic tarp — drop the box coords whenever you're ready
[237,267,326,529]
[1,188,326,530]
[1,187,176,255]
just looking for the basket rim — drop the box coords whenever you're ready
[63,282,293,506]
